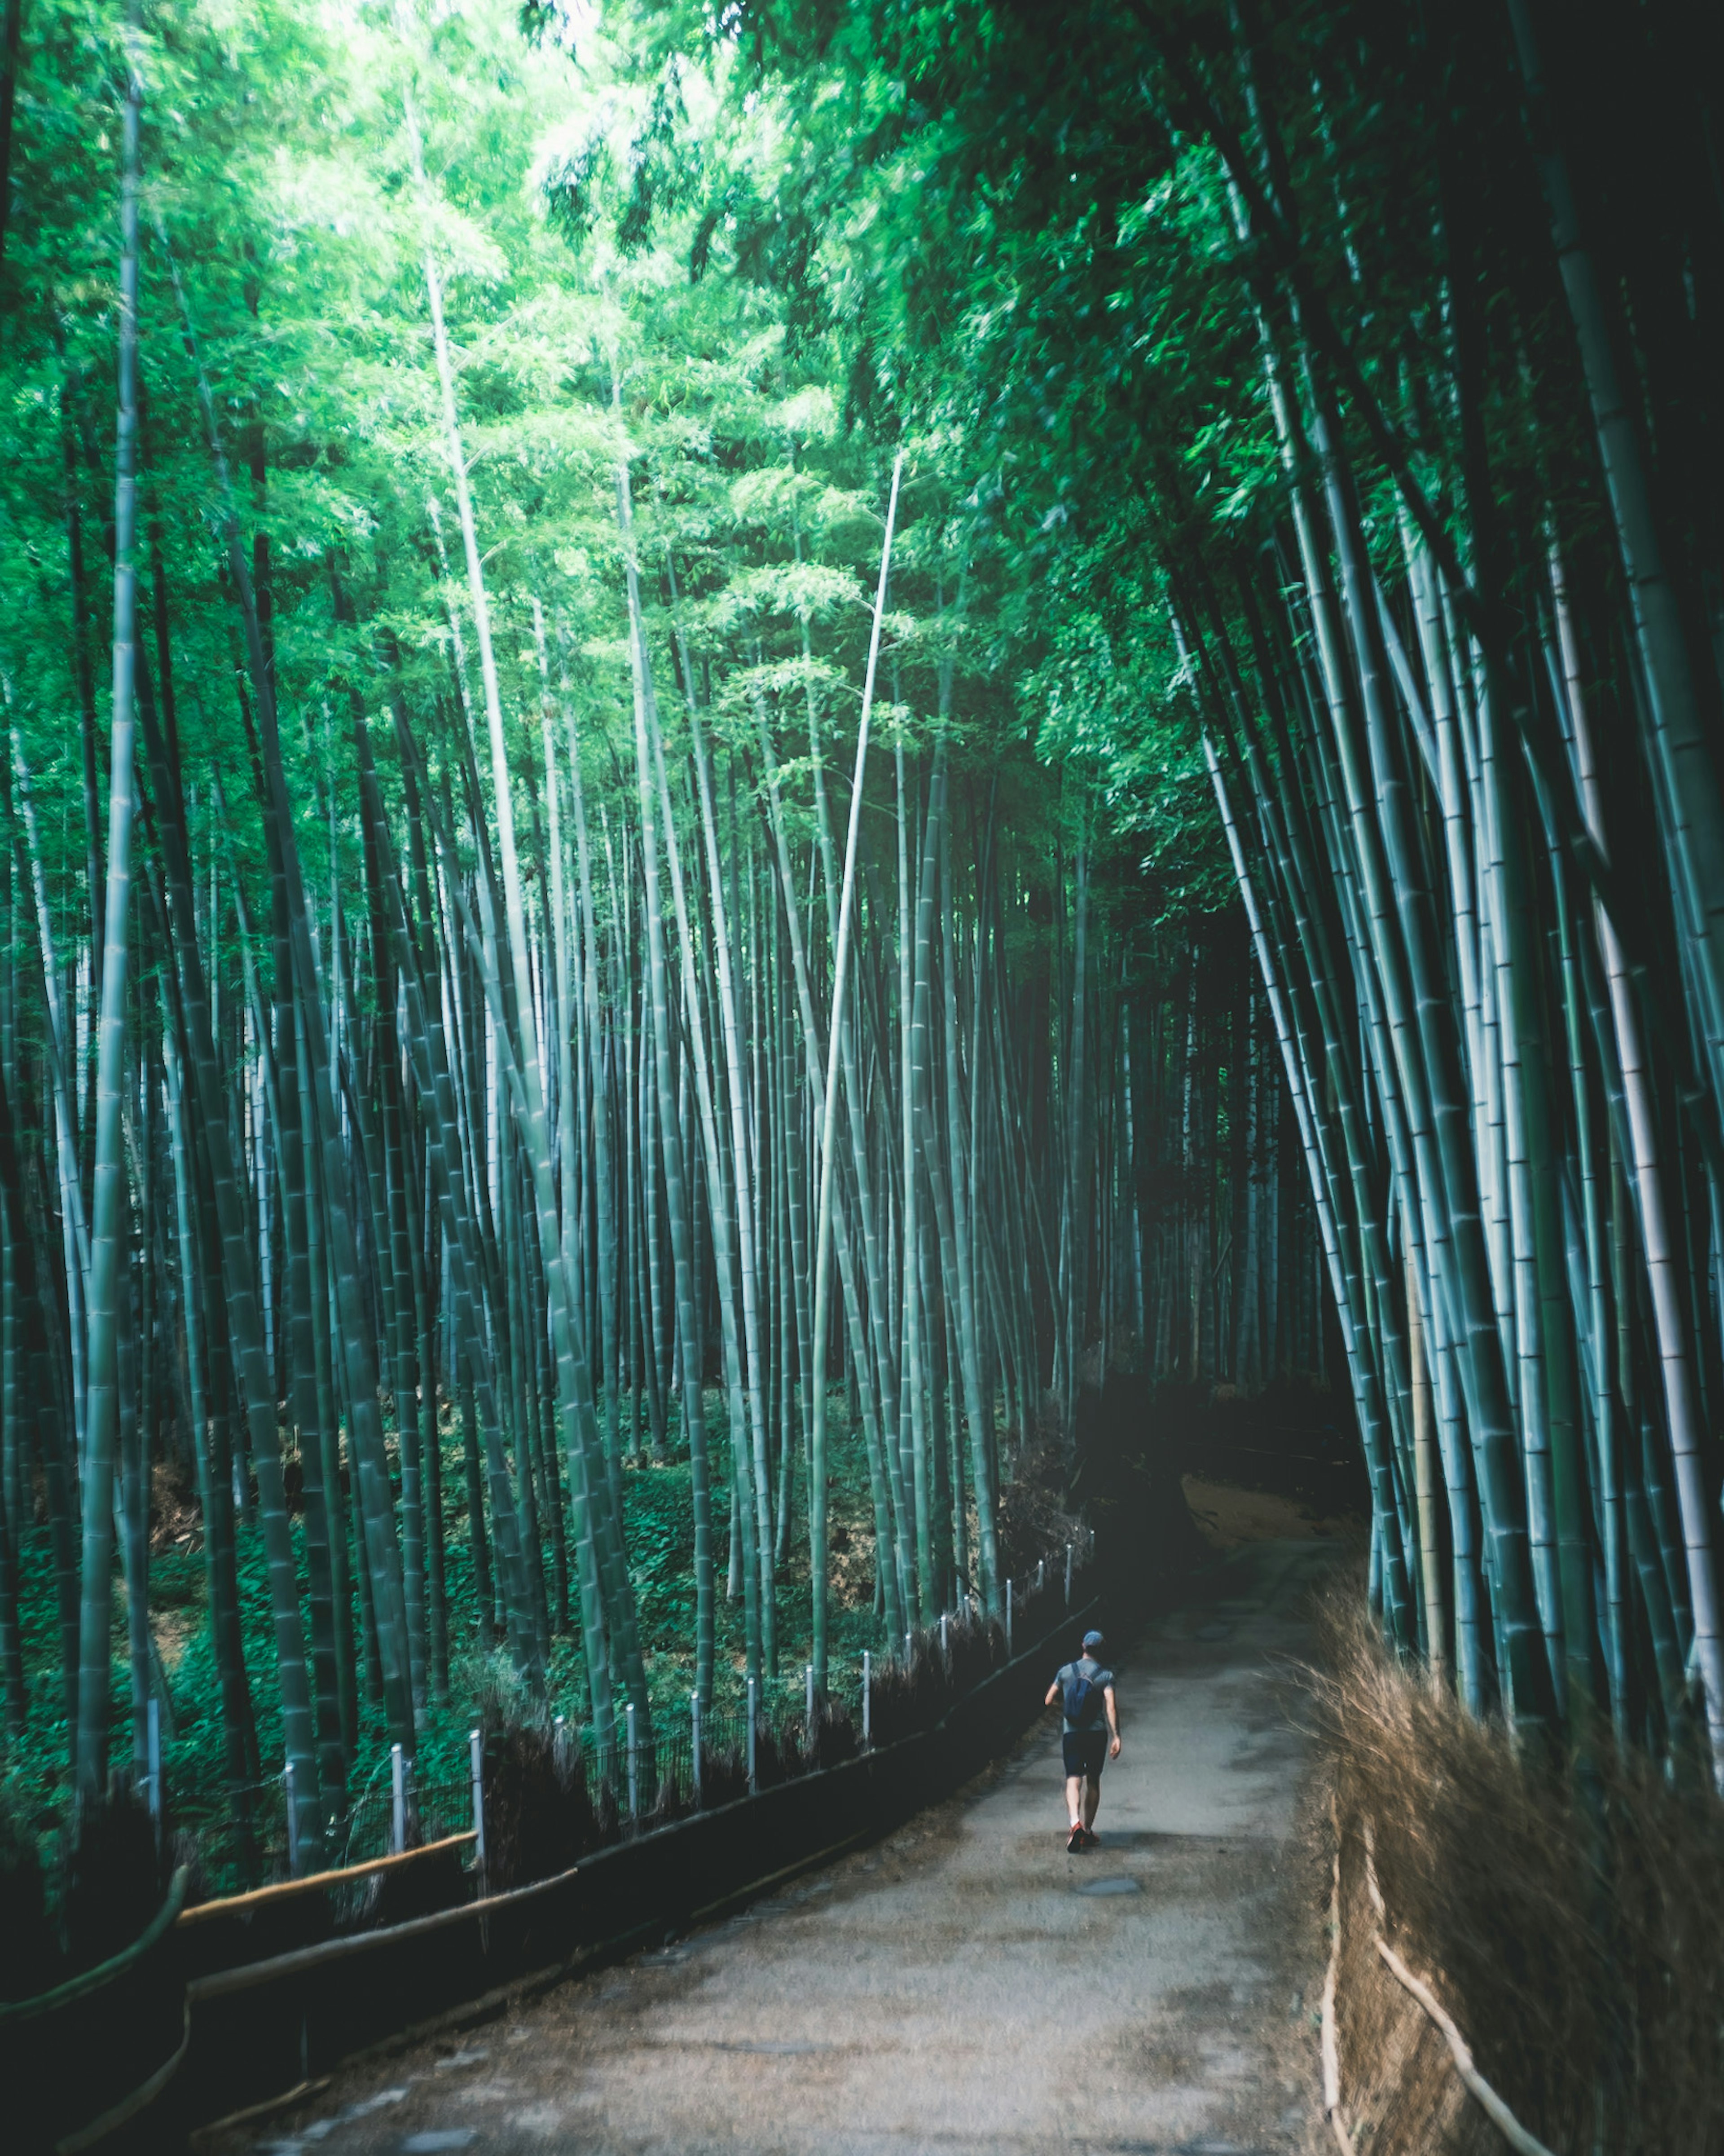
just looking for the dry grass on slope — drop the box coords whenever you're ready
[1310,1592,1724,2154]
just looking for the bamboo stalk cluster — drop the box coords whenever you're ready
[0,19,1326,1876]
[1176,10,1724,1772]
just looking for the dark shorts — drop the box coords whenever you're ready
[1063,1728,1108,1781]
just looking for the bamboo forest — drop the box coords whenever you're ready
[1,0,1722,2144]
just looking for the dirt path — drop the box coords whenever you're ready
[222,1539,1338,2156]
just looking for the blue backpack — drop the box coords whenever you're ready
[1064,1667,1105,1728]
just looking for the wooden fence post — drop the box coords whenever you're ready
[146,1698,162,1854]
[470,1728,484,1886]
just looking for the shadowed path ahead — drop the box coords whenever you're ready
[224,1539,1338,2156]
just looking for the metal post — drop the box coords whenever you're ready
[1038,1557,1046,1594]
[285,1759,299,1877]
[553,1713,566,1766]
[747,1677,758,1795]
[1065,1541,1073,1604]
[862,1651,871,1748]
[626,1702,638,1822]
[391,1742,406,1855]
[470,1728,485,1875]
[805,1662,815,1731]
[1006,1578,1013,1654]
[146,1697,162,1847]
[691,1691,703,1809]
[940,1612,949,1669]
[904,1631,912,1663]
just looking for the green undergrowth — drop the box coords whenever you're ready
[0,1389,913,1891]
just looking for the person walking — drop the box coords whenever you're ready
[1046,1628,1121,1852]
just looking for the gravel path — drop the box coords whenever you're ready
[220,1538,1337,2156]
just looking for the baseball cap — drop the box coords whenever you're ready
[1082,1629,1104,1650]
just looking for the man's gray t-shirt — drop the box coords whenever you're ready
[1055,1655,1114,1732]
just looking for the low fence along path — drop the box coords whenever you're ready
[220,1539,1337,2156]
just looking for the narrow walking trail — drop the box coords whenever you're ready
[224,1541,1339,2156]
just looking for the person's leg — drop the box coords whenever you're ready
[1062,1732,1086,1835]
[1080,1733,1104,1834]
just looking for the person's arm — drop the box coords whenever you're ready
[1045,1679,1062,1709]
[1104,1683,1121,1757]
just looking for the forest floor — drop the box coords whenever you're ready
[210,1530,1342,2156]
